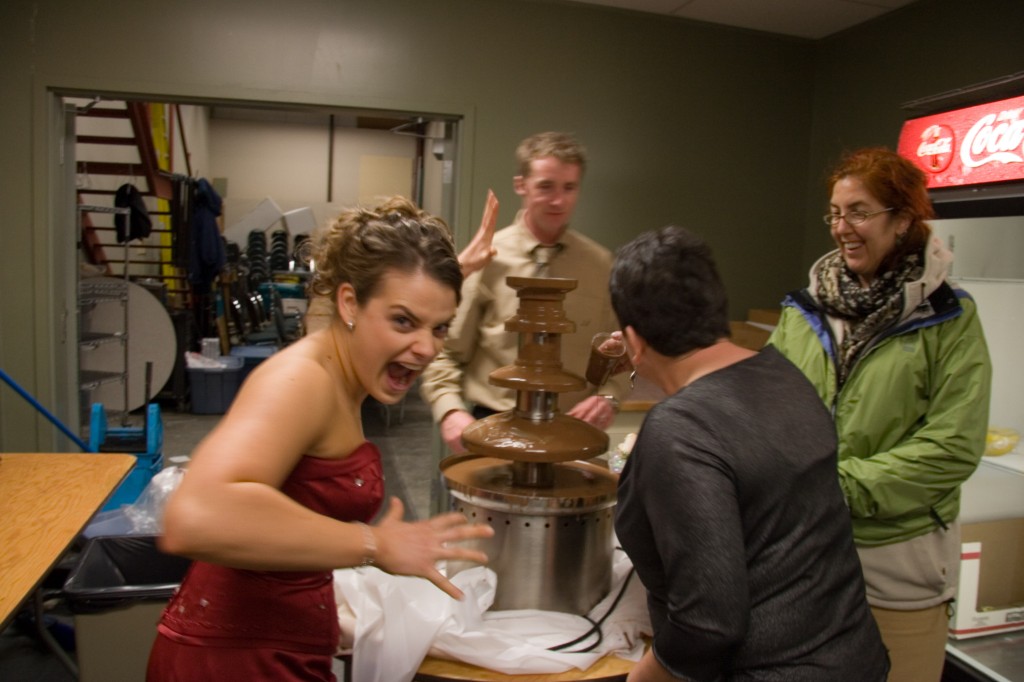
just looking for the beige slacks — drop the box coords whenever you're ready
[870,603,949,682]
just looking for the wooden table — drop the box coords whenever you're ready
[0,452,134,629]
[414,652,635,681]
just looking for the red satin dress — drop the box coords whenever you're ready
[146,442,384,682]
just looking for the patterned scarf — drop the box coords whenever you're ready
[813,249,923,384]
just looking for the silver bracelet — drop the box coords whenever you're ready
[599,394,621,413]
[354,521,377,566]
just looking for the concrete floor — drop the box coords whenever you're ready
[0,387,439,681]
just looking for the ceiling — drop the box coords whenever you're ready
[557,0,921,40]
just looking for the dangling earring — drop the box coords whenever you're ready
[629,370,637,390]
[346,320,355,332]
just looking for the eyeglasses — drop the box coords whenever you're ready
[823,207,894,227]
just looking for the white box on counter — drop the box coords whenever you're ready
[949,517,1024,639]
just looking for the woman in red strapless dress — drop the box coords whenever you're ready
[147,197,493,681]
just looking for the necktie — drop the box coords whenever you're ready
[532,244,562,277]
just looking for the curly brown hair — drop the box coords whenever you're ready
[308,196,462,309]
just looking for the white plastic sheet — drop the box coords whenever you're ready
[333,549,650,682]
[123,465,185,533]
[83,466,185,537]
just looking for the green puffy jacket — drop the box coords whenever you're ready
[768,273,991,548]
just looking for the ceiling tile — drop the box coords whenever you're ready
[555,0,921,39]
[673,0,885,39]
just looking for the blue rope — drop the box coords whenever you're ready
[0,368,92,452]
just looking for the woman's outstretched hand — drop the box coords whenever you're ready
[369,497,494,600]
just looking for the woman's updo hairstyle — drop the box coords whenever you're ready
[308,196,462,307]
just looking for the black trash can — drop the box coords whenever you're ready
[63,535,191,682]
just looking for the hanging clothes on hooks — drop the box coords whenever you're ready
[188,177,225,293]
[114,183,153,242]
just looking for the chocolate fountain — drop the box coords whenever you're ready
[441,277,618,614]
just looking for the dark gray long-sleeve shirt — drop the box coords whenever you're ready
[616,347,888,681]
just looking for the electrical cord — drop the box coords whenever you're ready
[549,614,603,653]
[548,547,636,654]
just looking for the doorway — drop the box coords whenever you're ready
[59,92,461,430]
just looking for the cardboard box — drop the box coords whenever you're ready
[747,308,781,326]
[949,517,1024,639]
[729,321,772,351]
[281,297,308,316]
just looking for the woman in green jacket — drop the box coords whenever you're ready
[768,147,992,682]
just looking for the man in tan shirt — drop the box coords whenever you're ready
[420,131,627,453]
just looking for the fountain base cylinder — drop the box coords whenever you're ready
[442,454,617,614]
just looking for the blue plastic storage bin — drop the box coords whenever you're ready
[229,345,277,383]
[188,356,244,414]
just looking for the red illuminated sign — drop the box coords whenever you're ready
[897,94,1024,188]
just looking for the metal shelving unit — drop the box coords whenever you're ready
[78,205,131,423]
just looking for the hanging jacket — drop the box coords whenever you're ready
[114,183,153,242]
[188,178,225,292]
[767,236,992,547]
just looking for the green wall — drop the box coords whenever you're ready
[0,0,1019,450]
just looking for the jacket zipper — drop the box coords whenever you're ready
[793,289,940,416]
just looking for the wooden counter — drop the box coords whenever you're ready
[0,452,134,629]
[415,651,634,681]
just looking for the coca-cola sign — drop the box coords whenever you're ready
[897,94,1024,188]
